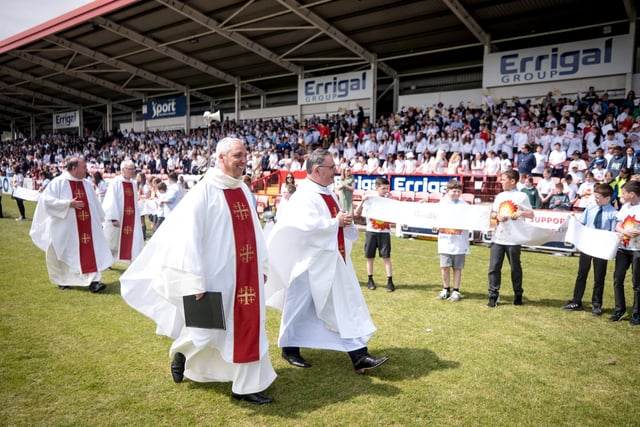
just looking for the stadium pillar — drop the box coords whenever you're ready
[185,89,191,133]
[78,108,83,138]
[30,115,36,140]
[626,22,636,94]
[235,77,241,121]
[370,62,377,122]
[106,102,113,132]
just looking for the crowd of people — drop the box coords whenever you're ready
[5,87,640,404]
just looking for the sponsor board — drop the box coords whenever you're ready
[142,96,187,120]
[53,110,80,129]
[483,35,633,87]
[299,70,372,105]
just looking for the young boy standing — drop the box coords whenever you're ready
[611,180,640,325]
[563,184,617,315]
[488,170,535,307]
[436,180,470,301]
[355,177,395,292]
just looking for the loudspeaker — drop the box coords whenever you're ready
[203,110,222,125]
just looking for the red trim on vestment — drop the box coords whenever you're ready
[69,180,98,274]
[320,194,346,262]
[118,181,135,260]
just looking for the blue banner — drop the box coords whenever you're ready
[336,174,457,193]
[142,96,187,120]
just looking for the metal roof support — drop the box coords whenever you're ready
[440,0,490,46]
[235,77,241,121]
[156,0,301,75]
[106,101,113,132]
[0,65,134,113]
[0,81,103,116]
[92,16,264,96]
[44,35,216,104]
[276,0,397,79]
[9,51,145,99]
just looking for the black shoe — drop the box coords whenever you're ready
[562,302,583,311]
[171,352,186,383]
[231,392,274,405]
[281,352,311,368]
[386,281,395,292]
[89,281,106,293]
[487,296,498,308]
[367,279,376,290]
[630,313,640,326]
[354,355,389,374]
[609,310,626,322]
[58,285,70,290]
[591,307,603,316]
[513,295,523,306]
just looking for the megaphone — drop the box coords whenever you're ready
[203,110,222,125]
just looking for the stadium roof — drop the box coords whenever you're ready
[0,0,637,132]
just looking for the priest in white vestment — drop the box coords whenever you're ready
[266,149,389,373]
[30,157,112,292]
[119,138,276,405]
[102,160,144,263]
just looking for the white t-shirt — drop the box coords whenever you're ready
[616,202,640,250]
[437,197,470,255]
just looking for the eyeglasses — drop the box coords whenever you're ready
[318,165,336,170]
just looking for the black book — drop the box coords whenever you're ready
[182,292,226,330]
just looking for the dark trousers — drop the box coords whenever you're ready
[488,243,523,298]
[571,253,608,308]
[15,197,25,218]
[613,249,640,315]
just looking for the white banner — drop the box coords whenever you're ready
[493,217,563,246]
[564,216,620,260]
[12,187,40,202]
[364,197,491,231]
[483,34,634,87]
[53,110,80,129]
[298,70,372,105]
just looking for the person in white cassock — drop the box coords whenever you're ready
[30,157,112,292]
[101,160,144,263]
[119,138,276,405]
[266,149,389,374]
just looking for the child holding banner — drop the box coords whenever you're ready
[355,177,395,292]
[611,180,640,325]
[487,170,535,308]
[563,184,617,315]
[436,180,470,302]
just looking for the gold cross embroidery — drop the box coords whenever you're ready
[239,244,254,263]
[232,201,250,221]
[78,210,89,222]
[124,188,133,197]
[236,286,256,305]
[123,225,132,235]
[80,233,91,244]
[74,187,84,199]
[125,207,135,216]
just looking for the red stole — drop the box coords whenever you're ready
[119,181,136,260]
[223,188,260,363]
[320,193,346,262]
[68,180,98,274]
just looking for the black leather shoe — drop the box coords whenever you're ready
[562,302,583,311]
[609,310,626,322]
[367,279,376,290]
[58,285,70,290]
[354,355,389,374]
[591,307,603,316]
[282,352,311,368]
[386,281,395,292]
[171,352,186,383]
[89,281,106,293]
[513,295,523,306]
[231,392,274,405]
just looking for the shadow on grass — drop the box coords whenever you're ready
[181,347,457,418]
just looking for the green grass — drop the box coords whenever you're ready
[1,200,639,426]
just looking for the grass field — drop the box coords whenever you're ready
[1,199,639,426]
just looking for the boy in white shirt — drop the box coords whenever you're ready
[436,180,470,302]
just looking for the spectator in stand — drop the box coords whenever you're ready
[563,174,579,205]
[567,151,587,184]
[548,142,567,178]
[624,146,636,170]
[548,182,572,211]
[521,176,541,209]
[531,144,548,177]
[607,145,625,179]
[516,144,536,177]
[610,167,631,208]
[484,150,501,176]
[576,172,597,210]
[499,152,512,173]
[536,167,555,209]
[470,153,485,175]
